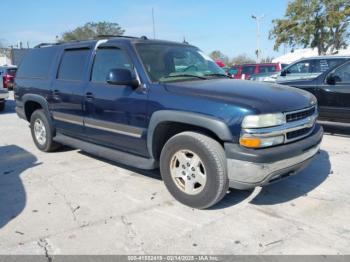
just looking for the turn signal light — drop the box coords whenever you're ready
[239,137,261,148]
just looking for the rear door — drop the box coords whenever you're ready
[317,61,350,122]
[83,43,149,156]
[50,46,92,137]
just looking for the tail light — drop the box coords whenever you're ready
[2,74,13,89]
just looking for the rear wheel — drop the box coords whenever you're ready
[0,102,4,112]
[160,132,229,209]
[30,109,61,152]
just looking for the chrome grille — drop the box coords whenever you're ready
[286,106,316,123]
[286,127,313,140]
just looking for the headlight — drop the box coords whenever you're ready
[239,135,285,148]
[242,113,286,129]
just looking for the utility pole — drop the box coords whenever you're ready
[152,8,156,39]
[251,14,264,63]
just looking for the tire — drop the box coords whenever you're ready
[0,102,4,112]
[160,131,229,209]
[30,109,61,152]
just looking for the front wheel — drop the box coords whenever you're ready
[160,132,229,209]
[0,102,4,112]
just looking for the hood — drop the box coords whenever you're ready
[164,79,316,114]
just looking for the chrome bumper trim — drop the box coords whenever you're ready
[227,142,321,186]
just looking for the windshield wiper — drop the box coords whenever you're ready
[204,73,230,78]
[164,74,208,80]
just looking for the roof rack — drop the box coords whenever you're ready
[34,42,60,48]
[95,34,148,40]
[34,35,149,48]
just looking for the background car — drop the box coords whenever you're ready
[0,83,9,111]
[228,63,285,80]
[0,65,17,90]
[277,56,349,82]
[278,59,350,123]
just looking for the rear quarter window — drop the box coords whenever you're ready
[16,47,58,79]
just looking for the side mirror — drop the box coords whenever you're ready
[326,73,341,85]
[106,68,139,88]
[280,70,287,77]
[326,74,336,85]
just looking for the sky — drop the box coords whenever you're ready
[1,0,290,59]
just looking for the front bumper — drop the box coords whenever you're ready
[226,124,323,189]
[0,90,9,100]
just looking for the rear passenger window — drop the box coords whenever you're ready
[16,48,57,79]
[241,66,256,75]
[259,65,277,73]
[91,47,133,83]
[57,49,90,81]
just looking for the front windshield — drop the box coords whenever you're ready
[136,43,226,82]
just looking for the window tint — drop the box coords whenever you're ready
[91,47,133,83]
[333,62,350,83]
[6,68,17,76]
[241,66,256,75]
[320,59,345,72]
[228,68,238,75]
[57,49,90,81]
[16,48,57,79]
[259,65,277,73]
[287,60,315,74]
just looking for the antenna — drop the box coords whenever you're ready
[152,7,156,39]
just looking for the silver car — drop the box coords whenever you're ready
[277,56,349,82]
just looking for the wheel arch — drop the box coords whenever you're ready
[23,94,50,121]
[147,110,233,160]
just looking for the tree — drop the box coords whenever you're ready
[270,0,350,55]
[59,22,125,42]
[260,56,274,63]
[209,50,230,65]
[231,54,255,65]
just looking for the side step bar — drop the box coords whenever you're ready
[54,134,157,170]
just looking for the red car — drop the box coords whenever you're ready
[0,66,17,90]
[227,63,284,80]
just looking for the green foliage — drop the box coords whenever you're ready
[60,22,125,42]
[210,51,256,66]
[270,0,350,55]
[231,54,256,65]
[209,50,230,65]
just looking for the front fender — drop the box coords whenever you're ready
[147,110,233,158]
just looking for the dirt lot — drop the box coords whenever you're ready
[1,93,350,255]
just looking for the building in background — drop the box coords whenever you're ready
[273,47,350,64]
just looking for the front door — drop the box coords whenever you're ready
[83,45,149,156]
[317,61,350,122]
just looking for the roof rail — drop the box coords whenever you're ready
[34,43,60,48]
[95,34,148,40]
[35,35,150,48]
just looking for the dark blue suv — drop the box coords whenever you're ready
[14,36,323,209]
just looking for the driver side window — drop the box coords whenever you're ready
[333,63,350,83]
[91,47,133,83]
[287,60,314,74]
